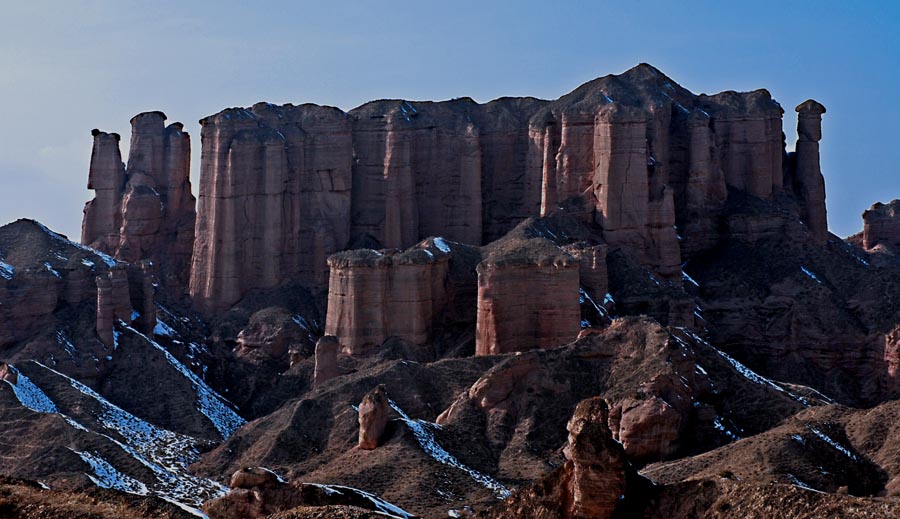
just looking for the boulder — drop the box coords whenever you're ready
[358,385,390,450]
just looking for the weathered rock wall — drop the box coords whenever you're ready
[187,64,829,312]
[189,104,352,313]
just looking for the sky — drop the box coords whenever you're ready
[0,0,897,239]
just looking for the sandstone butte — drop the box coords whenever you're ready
[80,64,831,360]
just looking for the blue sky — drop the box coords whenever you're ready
[1,0,897,238]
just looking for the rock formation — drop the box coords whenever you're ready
[189,104,353,314]
[358,385,390,450]
[0,219,139,349]
[860,199,900,252]
[475,238,580,355]
[187,64,834,313]
[82,112,196,297]
[313,335,341,387]
[563,398,628,519]
[789,100,828,243]
[325,241,450,356]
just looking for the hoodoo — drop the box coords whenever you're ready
[82,111,196,297]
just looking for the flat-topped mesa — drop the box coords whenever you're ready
[788,100,829,243]
[82,111,196,298]
[324,239,451,356]
[189,103,353,314]
[861,199,900,252]
[475,237,581,355]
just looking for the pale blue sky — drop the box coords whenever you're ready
[1,0,897,238]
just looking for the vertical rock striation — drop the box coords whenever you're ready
[189,104,352,313]
[82,112,196,297]
[324,241,450,356]
[187,64,831,312]
[475,238,580,355]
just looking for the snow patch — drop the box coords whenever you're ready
[122,325,246,438]
[800,266,823,285]
[153,319,178,338]
[73,449,150,495]
[0,260,13,280]
[682,270,699,287]
[55,330,77,358]
[307,483,416,518]
[43,262,61,278]
[677,328,811,407]
[388,399,510,499]
[2,366,58,413]
[33,221,118,267]
[433,237,452,253]
[808,426,857,461]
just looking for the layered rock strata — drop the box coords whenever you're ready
[82,112,196,296]
[475,238,580,355]
[325,241,450,356]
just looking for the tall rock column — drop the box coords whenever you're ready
[563,398,627,519]
[82,111,196,298]
[82,130,126,251]
[793,100,828,243]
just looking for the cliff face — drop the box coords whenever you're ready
[187,64,827,313]
[189,104,352,313]
[81,112,196,297]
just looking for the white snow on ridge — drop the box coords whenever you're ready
[808,426,857,461]
[388,399,510,499]
[682,270,700,287]
[676,328,811,407]
[55,330,77,358]
[1,365,58,413]
[433,237,452,253]
[307,483,415,518]
[785,474,824,494]
[72,449,150,495]
[153,319,178,338]
[31,360,227,514]
[0,260,13,280]
[33,221,118,267]
[122,325,246,438]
